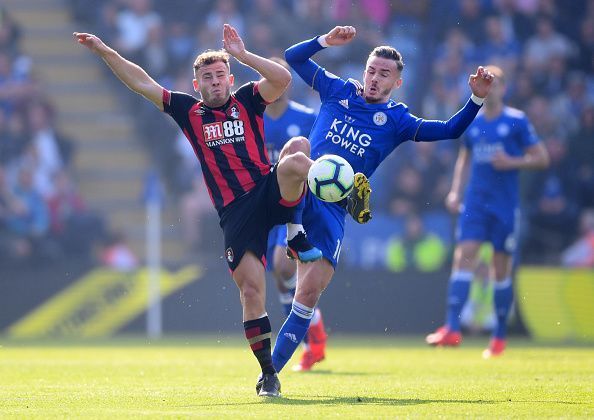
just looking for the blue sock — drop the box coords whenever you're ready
[493,278,513,339]
[279,289,295,318]
[287,198,306,241]
[291,197,305,224]
[272,300,313,373]
[445,270,473,332]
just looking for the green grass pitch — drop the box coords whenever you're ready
[1,337,592,418]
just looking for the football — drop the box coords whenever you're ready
[307,154,355,202]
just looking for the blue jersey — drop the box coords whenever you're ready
[286,37,483,181]
[264,100,316,163]
[309,76,420,177]
[285,36,483,266]
[463,106,540,213]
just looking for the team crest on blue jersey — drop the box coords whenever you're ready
[373,112,387,126]
[227,104,240,119]
[497,123,510,137]
[344,115,355,124]
[287,124,301,137]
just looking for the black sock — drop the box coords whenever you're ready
[244,315,276,375]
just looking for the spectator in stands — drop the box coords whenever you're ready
[561,208,594,268]
[26,101,73,197]
[4,166,58,263]
[47,169,104,256]
[453,0,486,44]
[0,110,26,165]
[0,51,35,116]
[0,165,31,262]
[115,0,161,62]
[141,21,169,81]
[524,137,579,262]
[100,230,139,272]
[94,1,119,45]
[576,17,594,73]
[386,214,447,273]
[551,71,593,137]
[482,15,521,72]
[0,6,21,57]
[524,17,575,72]
[205,0,244,37]
[568,105,594,208]
[165,21,194,72]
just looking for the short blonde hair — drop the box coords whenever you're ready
[193,49,230,71]
[485,65,505,83]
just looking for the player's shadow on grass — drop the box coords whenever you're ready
[265,396,498,406]
[198,397,498,407]
[293,369,372,376]
[264,397,586,406]
[189,397,586,408]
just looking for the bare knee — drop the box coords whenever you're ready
[282,151,311,179]
[294,275,325,307]
[453,242,480,271]
[295,284,321,307]
[492,252,512,281]
[283,136,311,157]
[240,281,262,305]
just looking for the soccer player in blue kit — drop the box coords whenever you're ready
[264,57,328,371]
[426,65,549,358]
[271,25,495,375]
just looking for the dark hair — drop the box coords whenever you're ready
[369,46,404,72]
[193,49,230,71]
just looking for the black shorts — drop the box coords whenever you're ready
[219,166,303,271]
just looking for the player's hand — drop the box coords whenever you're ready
[468,66,494,98]
[491,150,516,170]
[323,26,356,46]
[445,191,462,214]
[223,24,247,61]
[73,32,109,55]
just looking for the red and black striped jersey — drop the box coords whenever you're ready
[163,82,272,214]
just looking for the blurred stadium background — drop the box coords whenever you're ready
[0,0,592,342]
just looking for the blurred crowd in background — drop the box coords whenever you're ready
[0,5,105,266]
[1,0,593,270]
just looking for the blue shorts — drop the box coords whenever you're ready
[266,224,287,272]
[302,192,347,268]
[456,203,519,254]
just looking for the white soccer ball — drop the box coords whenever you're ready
[307,154,355,202]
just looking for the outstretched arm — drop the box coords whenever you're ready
[223,24,290,103]
[285,26,356,88]
[73,32,164,110]
[415,67,494,141]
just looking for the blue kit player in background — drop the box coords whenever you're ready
[426,65,549,358]
[271,25,495,376]
[264,57,328,372]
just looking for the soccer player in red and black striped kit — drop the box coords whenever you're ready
[74,24,316,397]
